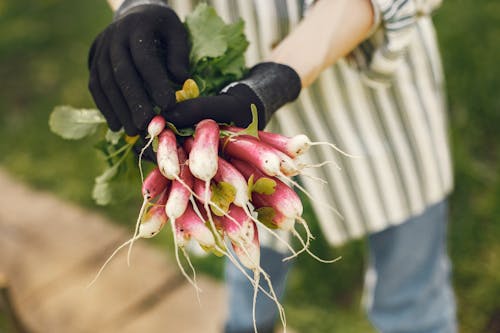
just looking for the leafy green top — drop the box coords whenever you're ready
[186,3,249,95]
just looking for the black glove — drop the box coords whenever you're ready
[163,62,302,130]
[88,1,190,136]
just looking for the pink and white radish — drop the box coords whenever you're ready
[214,156,298,255]
[138,115,166,181]
[164,147,193,220]
[142,166,170,200]
[231,159,337,263]
[224,125,358,159]
[128,167,170,265]
[157,129,180,179]
[187,119,224,244]
[170,203,216,294]
[221,136,281,177]
[188,119,220,181]
[231,159,303,221]
[214,157,249,207]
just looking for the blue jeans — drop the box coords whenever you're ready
[223,200,457,333]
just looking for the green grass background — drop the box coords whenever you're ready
[0,1,499,332]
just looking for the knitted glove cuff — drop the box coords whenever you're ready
[237,62,301,121]
[114,0,169,20]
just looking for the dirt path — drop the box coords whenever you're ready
[0,169,227,333]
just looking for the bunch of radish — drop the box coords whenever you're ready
[89,80,350,333]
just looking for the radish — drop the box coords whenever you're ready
[188,119,225,246]
[142,166,170,200]
[138,188,169,238]
[157,129,180,179]
[214,156,298,256]
[214,157,249,207]
[231,159,302,219]
[128,167,170,265]
[188,119,219,181]
[164,147,193,220]
[224,125,358,159]
[231,158,338,263]
[138,115,166,181]
[221,136,281,177]
[222,136,336,216]
[169,203,216,295]
[175,204,216,249]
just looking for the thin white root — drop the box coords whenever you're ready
[127,197,149,266]
[260,269,287,331]
[294,217,342,264]
[284,227,311,261]
[138,136,154,183]
[203,181,225,245]
[215,245,278,304]
[302,160,342,171]
[87,236,138,288]
[233,239,287,331]
[296,216,314,241]
[299,172,329,185]
[252,270,259,333]
[169,219,202,294]
[180,246,202,305]
[309,141,361,158]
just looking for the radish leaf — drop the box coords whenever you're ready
[210,181,236,216]
[252,177,277,195]
[49,105,105,140]
[256,207,278,229]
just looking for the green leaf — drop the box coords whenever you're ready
[186,3,249,95]
[186,3,229,63]
[210,181,236,216]
[92,163,119,205]
[256,207,278,229]
[105,129,124,145]
[247,174,255,199]
[243,104,259,138]
[217,19,249,76]
[166,122,195,137]
[252,177,277,195]
[49,105,105,140]
[152,136,159,152]
[92,182,112,206]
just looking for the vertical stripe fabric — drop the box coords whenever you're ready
[168,0,453,246]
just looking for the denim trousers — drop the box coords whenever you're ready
[223,200,457,333]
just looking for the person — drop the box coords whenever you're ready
[88,0,457,332]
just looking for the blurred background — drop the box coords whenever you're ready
[0,0,499,332]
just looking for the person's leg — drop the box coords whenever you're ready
[364,199,457,333]
[224,246,293,333]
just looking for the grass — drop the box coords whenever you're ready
[0,0,499,332]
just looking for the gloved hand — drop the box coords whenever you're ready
[163,62,302,130]
[88,1,189,136]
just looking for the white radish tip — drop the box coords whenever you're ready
[279,217,296,232]
[138,216,164,238]
[193,225,216,248]
[234,243,260,270]
[189,149,218,181]
[288,134,311,156]
[262,154,281,176]
[148,116,166,136]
